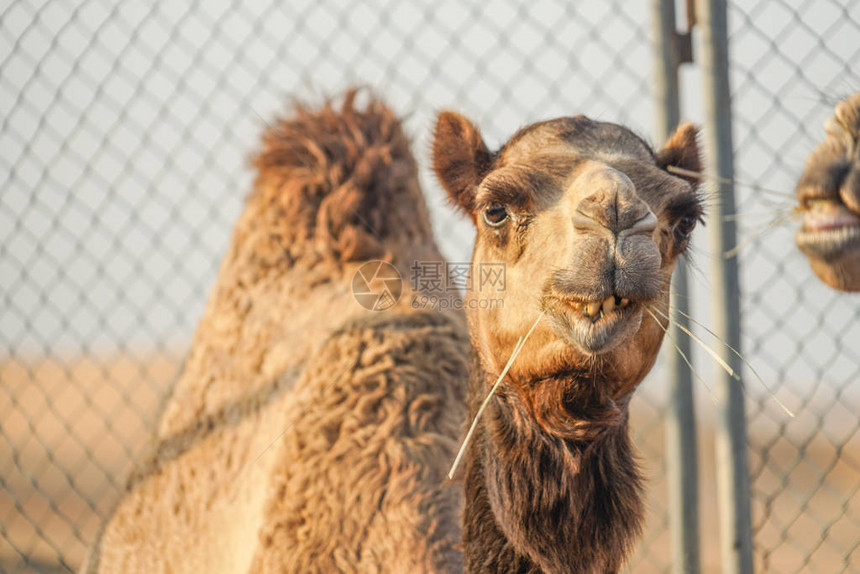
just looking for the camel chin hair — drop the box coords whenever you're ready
[433,109,704,573]
[795,91,860,293]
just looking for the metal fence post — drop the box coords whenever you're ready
[651,1,701,573]
[695,0,754,572]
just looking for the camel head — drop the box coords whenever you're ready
[433,112,703,406]
[796,91,860,293]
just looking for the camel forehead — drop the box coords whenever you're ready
[480,134,690,215]
[499,116,655,166]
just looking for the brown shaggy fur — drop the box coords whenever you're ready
[82,92,468,573]
[461,361,645,574]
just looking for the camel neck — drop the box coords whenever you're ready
[462,368,644,574]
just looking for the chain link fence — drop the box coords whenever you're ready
[0,0,857,572]
[729,1,860,572]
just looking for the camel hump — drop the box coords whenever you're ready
[250,89,433,263]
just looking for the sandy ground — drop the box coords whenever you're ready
[1,352,179,573]
[1,352,857,573]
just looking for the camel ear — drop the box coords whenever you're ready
[656,122,702,188]
[432,111,493,219]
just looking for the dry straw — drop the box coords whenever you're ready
[447,311,545,480]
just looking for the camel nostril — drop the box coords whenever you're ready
[573,189,653,236]
[628,212,658,234]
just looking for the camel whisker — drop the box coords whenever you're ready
[644,305,717,402]
[649,304,740,384]
[666,306,794,417]
[723,210,798,259]
[697,191,794,216]
[667,165,794,199]
[447,311,545,480]
[650,304,794,417]
[722,205,799,222]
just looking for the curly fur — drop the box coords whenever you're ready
[82,91,468,573]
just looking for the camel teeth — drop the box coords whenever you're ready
[581,297,626,318]
[601,296,615,314]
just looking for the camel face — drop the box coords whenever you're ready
[795,91,860,292]
[434,113,702,392]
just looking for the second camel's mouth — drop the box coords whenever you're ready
[797,200,860,260]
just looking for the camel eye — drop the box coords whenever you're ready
[675,214,697,240]
[483,203,509,227]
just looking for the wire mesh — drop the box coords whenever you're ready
[0,0,857,573]
[728,1,860,572]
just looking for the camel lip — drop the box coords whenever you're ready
[796,200,860,258]
[797,187,844,208]
[546,296,643,355]
[796,224,860,260]
[551,293,632,318]
[799,199,860,228]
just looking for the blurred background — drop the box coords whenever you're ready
[1,0,858,572]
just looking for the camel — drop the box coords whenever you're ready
[432,111,703,572]
[82,91,470,573]
[795,91,860,292]
[84,89,701,573]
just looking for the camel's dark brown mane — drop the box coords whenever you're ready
[464,357,644,574]
[460,344,653,573]
[499,366,627,442]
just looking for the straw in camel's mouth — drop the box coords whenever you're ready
[796,200,860,260]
